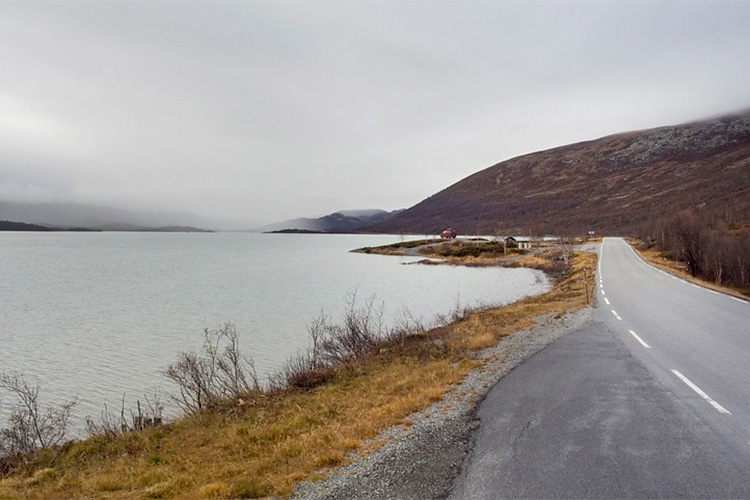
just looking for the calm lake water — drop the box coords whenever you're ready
[0,232,548,432]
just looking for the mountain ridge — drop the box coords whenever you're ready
[259,209,404,233]
[367,111,750,235]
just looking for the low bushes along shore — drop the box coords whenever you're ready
[0,248,596,499]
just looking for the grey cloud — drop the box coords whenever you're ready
[1,1,749,227]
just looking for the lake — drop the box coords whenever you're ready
[0,232,548,433]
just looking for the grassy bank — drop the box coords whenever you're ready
[352,239,442,255]
[0,249,596,499]
[628,239,750,300]
[355,238,529,266]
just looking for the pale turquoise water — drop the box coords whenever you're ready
[0,232,547,431]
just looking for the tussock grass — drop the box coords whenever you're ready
[0,250,596,500]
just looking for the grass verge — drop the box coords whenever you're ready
[627,239,750,300]
[0,250,596,499]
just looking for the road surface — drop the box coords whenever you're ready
[448,237,750,499]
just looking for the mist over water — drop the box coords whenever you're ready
[0,232,548,434]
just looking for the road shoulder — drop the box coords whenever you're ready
[292,309,592,500]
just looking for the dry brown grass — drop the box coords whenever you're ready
[628,240,750,300]
[352,239,442,256]
[357,239,526,266]
[0,250,596,500]
[0,357,466,500]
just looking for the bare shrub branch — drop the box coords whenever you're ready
[0,372,76,456]
[273,291,394,391]
[316,291,384,366]
[85,401,123,440]
[674,212,708,276]
[634,209,750,290]
[391,306,426,343]
[86,390,166,439]
[557,229,581,266]
[164,323,258,414]
[434,293,476,326]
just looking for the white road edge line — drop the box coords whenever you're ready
[626,240,749,306]
[671,369,731,415]
[628,329,651,349]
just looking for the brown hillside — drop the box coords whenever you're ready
[369,111,750,235]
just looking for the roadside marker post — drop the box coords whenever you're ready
[584,267,590,304]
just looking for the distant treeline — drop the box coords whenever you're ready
[635,210,750,290]
[0,220,100,232]
[0,220,54,231]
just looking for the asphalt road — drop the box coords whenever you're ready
[448,237,750,499]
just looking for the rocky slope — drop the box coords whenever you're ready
[368,111,750,235]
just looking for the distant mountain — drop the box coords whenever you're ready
[260,209,404,233]
[335,209,389,218]
[367,111,750,235]
[0,220,54,231]
[0,201,215,232]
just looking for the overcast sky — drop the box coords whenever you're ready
[1,1,749,228]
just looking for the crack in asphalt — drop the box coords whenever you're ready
[510,416,538,455]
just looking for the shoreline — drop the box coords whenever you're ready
[0,245,596,499]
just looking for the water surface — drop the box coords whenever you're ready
[0,232,547,430]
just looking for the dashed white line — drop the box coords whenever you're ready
[628,329,651,349]
[611,310,622,321]
[601,290,606,296]
[604,298,610,305]
[671,370,731,415]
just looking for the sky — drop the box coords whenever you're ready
[1,1,750,229]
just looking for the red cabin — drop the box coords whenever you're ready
[440,228,457,239]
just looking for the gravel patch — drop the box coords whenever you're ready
[292,307,592,500]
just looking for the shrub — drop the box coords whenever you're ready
[85,391,165,439]
[164,323,259,414]
[271,292,433,392]
[658,250,674,260]
[0,372,76,457]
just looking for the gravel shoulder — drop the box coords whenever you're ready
[292,307,592,500]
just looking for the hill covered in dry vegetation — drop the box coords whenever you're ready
[368,111,750,235]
